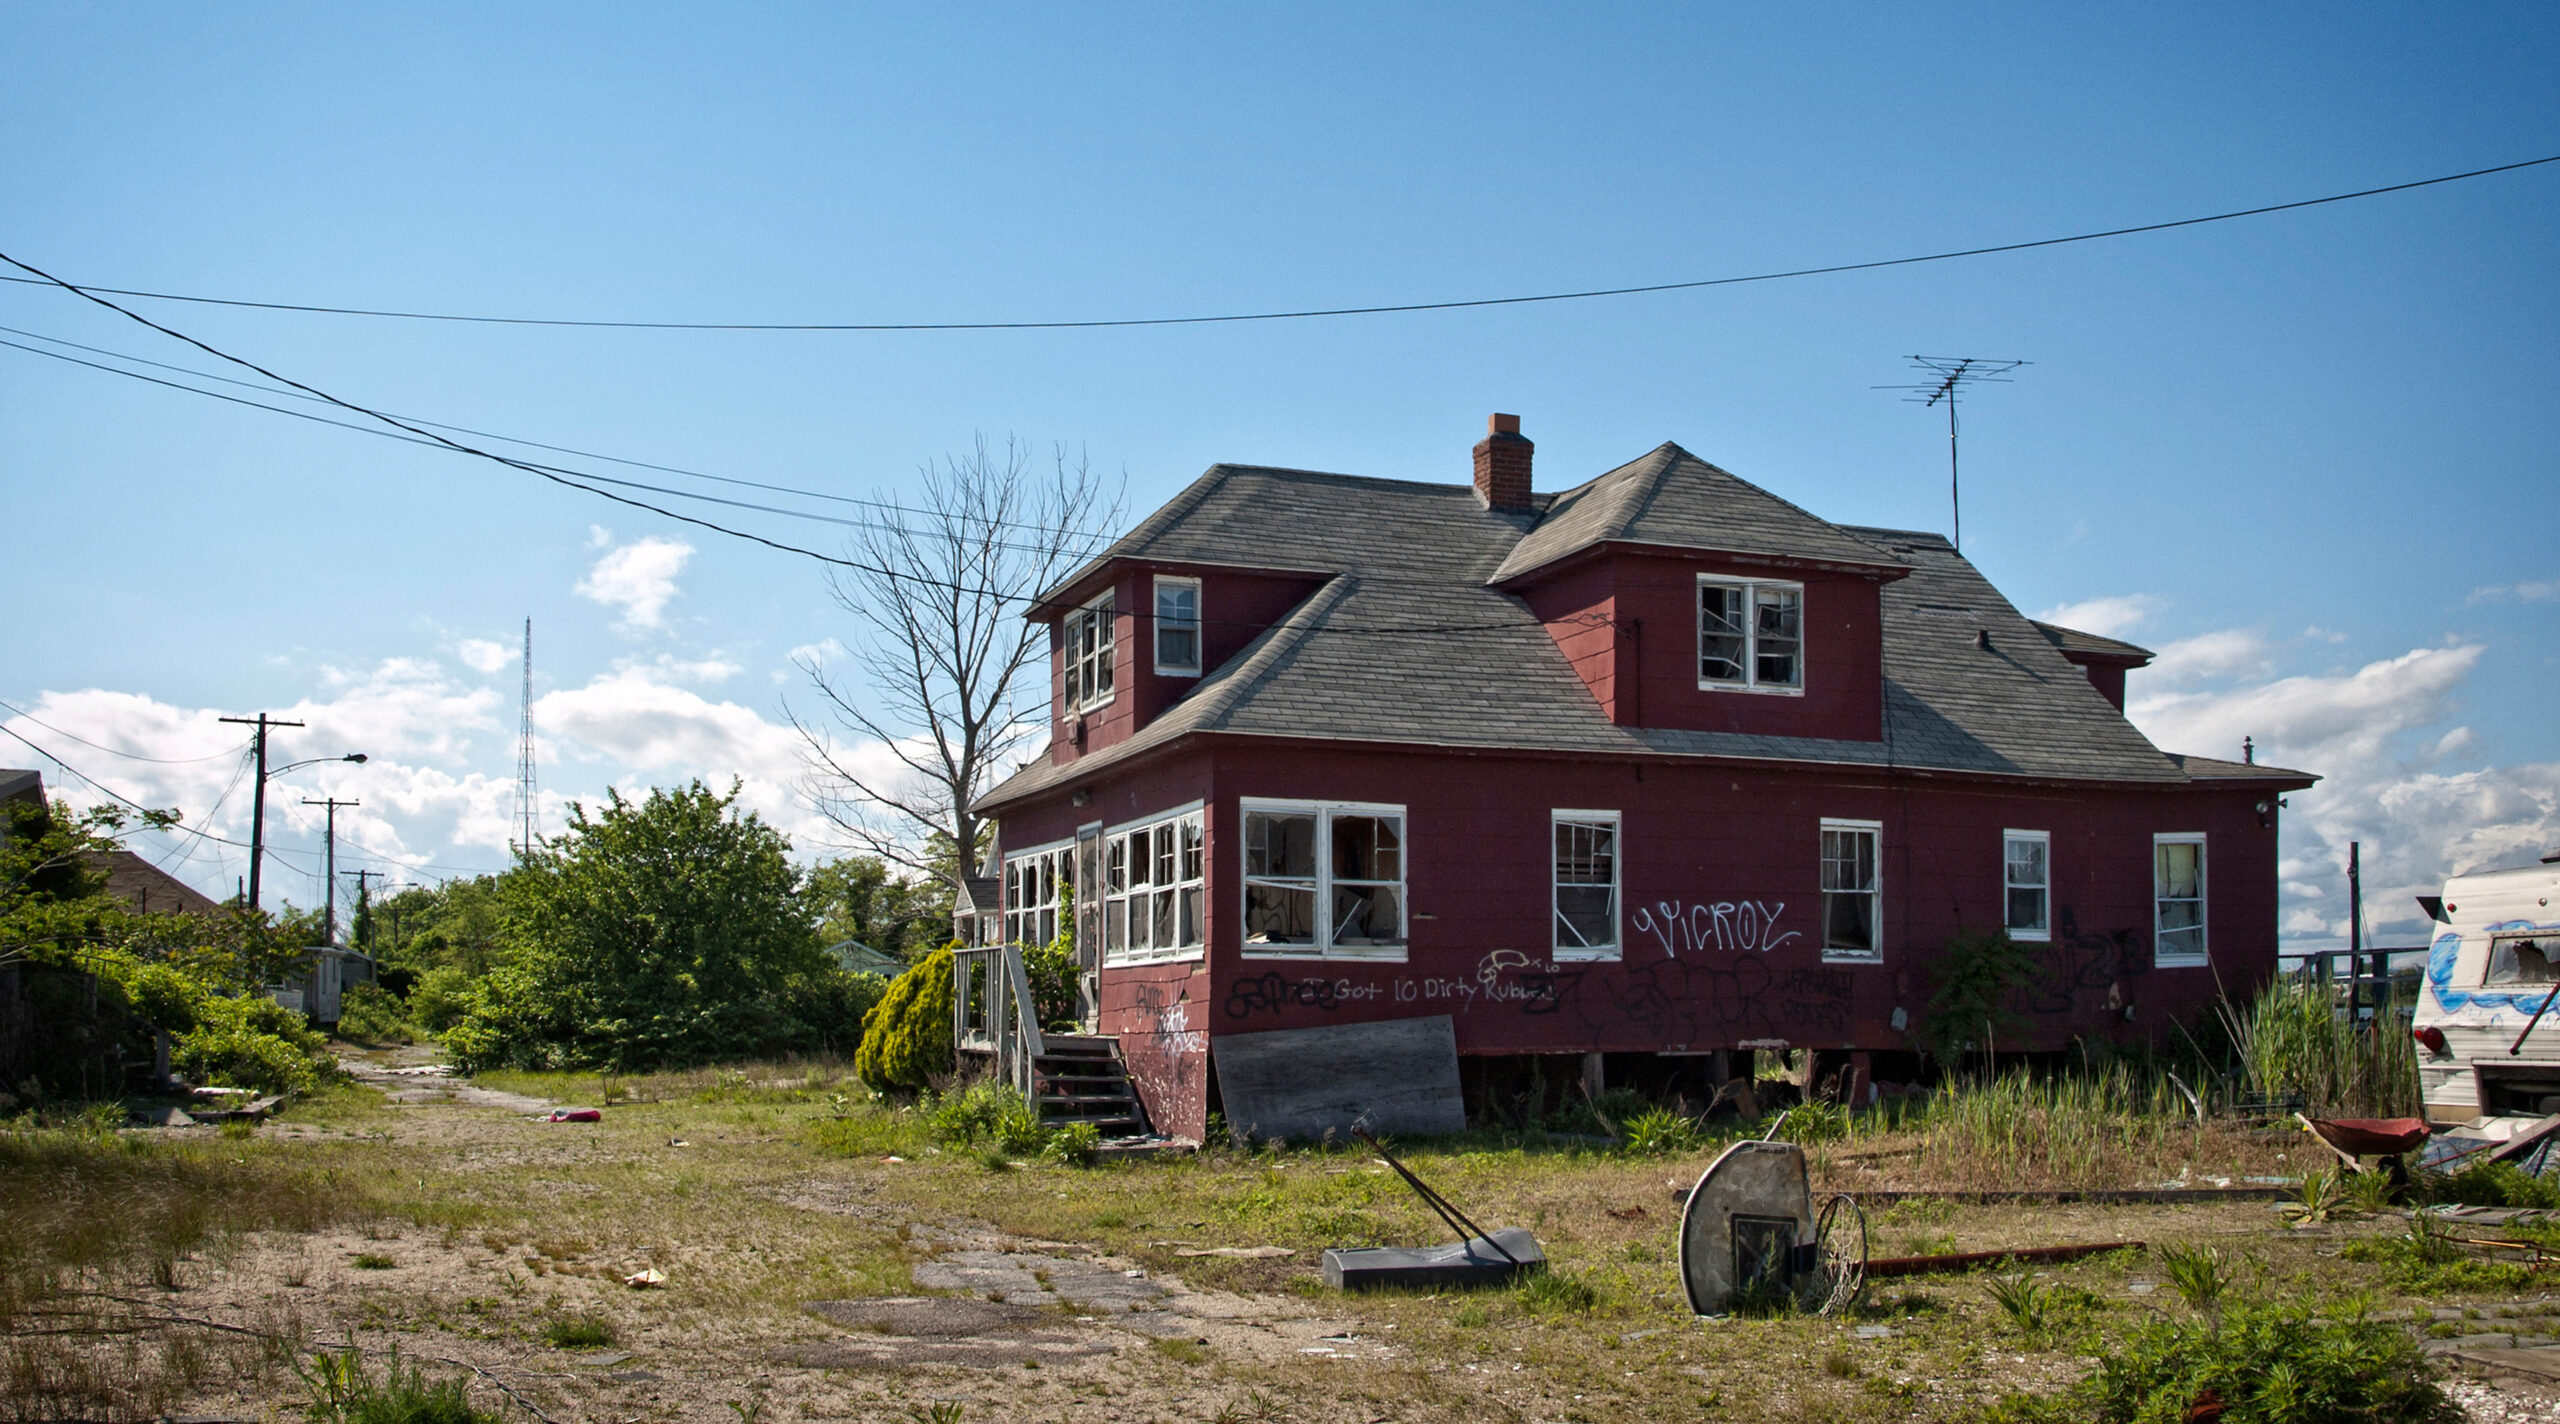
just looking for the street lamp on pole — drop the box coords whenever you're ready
[215,716,367,911]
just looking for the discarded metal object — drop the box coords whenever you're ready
[547,1107,602,1123]
[1863,1240,2144,1279]
[1322,1128,1543,1291]
[1677,1139,1865,1315]
[2304,1117,2431,1158]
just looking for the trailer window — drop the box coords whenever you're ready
[2486,936,2559,986]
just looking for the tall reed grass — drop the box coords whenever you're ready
[1885,1066,2201,1188]
[2231,981,2421,1118]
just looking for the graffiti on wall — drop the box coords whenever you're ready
[1630,900,1802,958]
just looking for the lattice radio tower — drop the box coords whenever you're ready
[1877,355,2028,552]
[511,617,539,857]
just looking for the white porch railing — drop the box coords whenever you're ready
[952,944,1047,1098]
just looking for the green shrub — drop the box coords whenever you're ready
[2078,1297,2459,1423]
[298,1345,500,1424]
[1620,1106,1701,1155]
[336,983,415,1044]
[788,967,890,1055]
[855,948,954,1093]
[1041,1120,1102,1166]
[929,1080,1045,1154]
[1020,937,1081,1033]
[115,961,210,1036]
[174,994,334,1093]
[1924,928,2041,1065]
[2431,1158,2560,1210]
[405,965,475,1033]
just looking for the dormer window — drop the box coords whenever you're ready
[1698,576,1803,692]
[1065,592,1116,712]
[1154,576,1201,676]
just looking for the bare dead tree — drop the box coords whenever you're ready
[793,436,1116,900]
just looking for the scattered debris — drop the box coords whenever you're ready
[1174,1246,1295,1259]
[547,1107,603,1123]
[1677,1139,1863,1316]
[1864,1241,2143,1279]
[1323,1129,1542,1291]
[1607,1205,1649,1220]
[623,1268,666,1289]
[572,1351,632,1368]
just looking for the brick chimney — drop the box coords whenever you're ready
[1473,413,1533,511]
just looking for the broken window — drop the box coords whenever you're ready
[2004,830,2050,942]
[1553,811,1619,959]
[2486,935,2559,986]
[2153,834,2206,966]
[1698,577,1805,691]
[1821,820,1881,962]
[1002,844,1073,947]
[1103,807,1206,965]
[1154,576,1201,676]
[1243,800,1406,957]
[1063,592,1116,712]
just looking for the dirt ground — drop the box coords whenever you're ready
[55,1049,2560,1423]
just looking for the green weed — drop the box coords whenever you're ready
[2157,1242,2236,1311]
[297,1345,499,1424]
[540,1314,615,1349]
[1619,1106,1700,1155]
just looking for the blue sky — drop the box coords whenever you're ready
[2,5,2553,945]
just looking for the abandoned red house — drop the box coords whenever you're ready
[970,416,2316,1141]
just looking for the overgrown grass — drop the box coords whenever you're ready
[2232,980,2422,1117]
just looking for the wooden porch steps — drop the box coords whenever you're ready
[1033,1034,1150,1135]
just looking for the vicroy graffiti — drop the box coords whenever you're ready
[1631,899,1801,957]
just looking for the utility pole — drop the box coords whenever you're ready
[1877,356,2029,552]
[513,617,540,857]
[302,797,359,945]
[343,868,383,955]
[2347,842,2365,1023]
[217,713,304,911]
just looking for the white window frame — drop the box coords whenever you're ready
[1552,810,1621,961]
[2003,829,2051,943]
[1063,592,1117,713]
[1697,574,1806,695]
[1103,802,1207,966]
[1819,817,1883,964]
[1153,575,1202,677]
[2153,832,2208,967]
[1239,797,1407,962]
[1001,838,1073,948]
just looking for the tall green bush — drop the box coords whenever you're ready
[173,994,334,1094]
[1923,928,2042,1065]
[855,948,954,1093]
[444,781,832,1072]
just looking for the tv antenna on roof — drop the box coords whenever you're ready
[1876,355,2027,552]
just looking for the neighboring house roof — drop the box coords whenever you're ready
[82,849,227,917]
[0,768,43,808]
[823,938,906,976]
[980,448,2316,812]
[2029,620,2156,666]
[1492,444,1906,583]
[960,877,1001,915]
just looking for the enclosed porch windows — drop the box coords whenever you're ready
[1104,806,1206,964]
[1242,799,1405,958]
[1001,843,1072,947]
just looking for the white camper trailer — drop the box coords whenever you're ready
[2411,851,2560,1126]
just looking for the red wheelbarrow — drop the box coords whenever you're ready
[2296,1114,2430,1176]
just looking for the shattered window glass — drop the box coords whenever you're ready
[1699,577,1806,691]
[1554,815,1618,955]
[1243,804,1406,955]
[1699,584,1746,683]
[2486,937,2557,986]
[1822,826,1879,956]
[1105,810,1207,964]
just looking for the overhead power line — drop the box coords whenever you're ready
[0,323,1114,560]
[1,155,2551,331]
[0,694,247,764]
[0,279,1602,638]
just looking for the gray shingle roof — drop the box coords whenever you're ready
[2029,620,2156,664]
[980,450,2308,811]
[1042,464,1537,603]
[1491,444,1904,583]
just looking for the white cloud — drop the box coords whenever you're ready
[2148,629,2276,687]
[537,667,840,847]
[2036,594,2160,640]
[2468,577,2560,605]
[575,536,694,632]
[2129,639,2558,948]
[456,638,513,674]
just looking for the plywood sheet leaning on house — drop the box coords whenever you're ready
[1212,1014,1465,1143]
